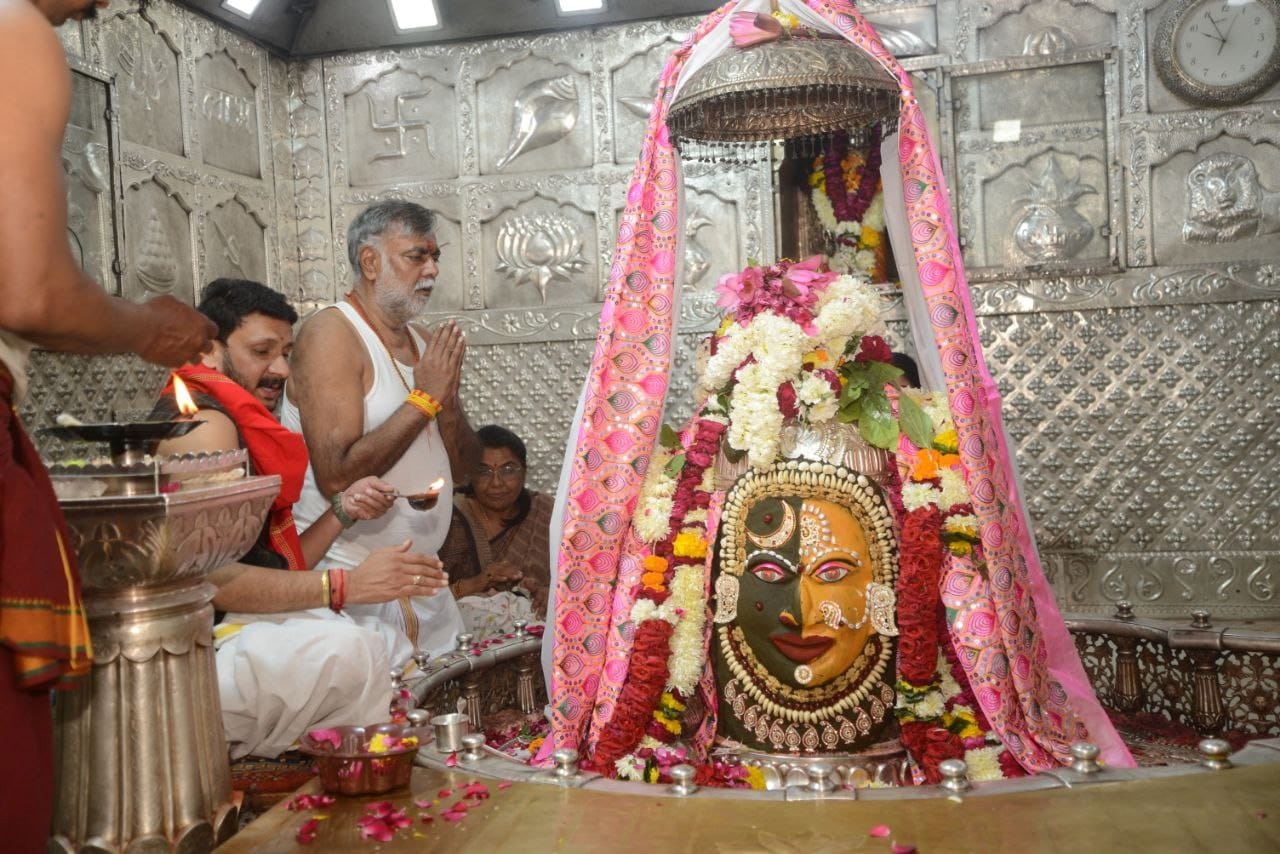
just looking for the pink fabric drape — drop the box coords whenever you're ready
[548,4,736,756]
[549,0,1131,772]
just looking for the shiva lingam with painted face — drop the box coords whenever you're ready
[712,455,899,754]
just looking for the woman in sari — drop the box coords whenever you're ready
[438,425,553,639]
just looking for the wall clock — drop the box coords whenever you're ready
[1155,0,1280,106]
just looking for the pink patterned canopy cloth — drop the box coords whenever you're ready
[549,0,1133,772]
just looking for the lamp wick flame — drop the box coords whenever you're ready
[172,374,198,416]
[428,476,445,491]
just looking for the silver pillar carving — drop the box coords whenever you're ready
[49,477,279,853]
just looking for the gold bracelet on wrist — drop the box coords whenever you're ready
[321,569,332,609]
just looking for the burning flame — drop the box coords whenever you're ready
[172,374,198,416]
[428,477,445,492]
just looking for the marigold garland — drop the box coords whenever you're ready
[889,391,1021,784]
[809,126,891,282]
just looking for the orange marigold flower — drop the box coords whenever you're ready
[642,554,669,574]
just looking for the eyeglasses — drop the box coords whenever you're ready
[475,463,524,482]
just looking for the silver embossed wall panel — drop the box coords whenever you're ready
[64,65,122,295]
[100,9,184,156]
[24,2,1280,626]
[987,302,1278,616]
[25,0,285,436]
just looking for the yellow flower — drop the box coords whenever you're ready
[947,709,983,739]
[717,317,734,336]
[745,766,767,790]
[645,765,660,784]
[660,692,686,713]
[860,228,881,249]
[652,710,682,735]
[948,540,974,557]
[771,10,800,29]
[672,530,708,559]
[804,348,831,369]
[368,732,394,753]
[933,429,959,454]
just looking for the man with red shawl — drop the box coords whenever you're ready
[153,278,452,759]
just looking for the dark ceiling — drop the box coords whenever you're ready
[168,0,720,58]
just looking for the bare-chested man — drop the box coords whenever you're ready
[282,200,481,669]
[0,0,216,844]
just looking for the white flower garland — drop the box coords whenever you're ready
[665,565,708,695]
[703,274,884,469]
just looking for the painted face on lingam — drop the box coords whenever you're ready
[713,462,899,754]
[736,496,876,689]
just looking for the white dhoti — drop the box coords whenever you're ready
[216,617,392,760]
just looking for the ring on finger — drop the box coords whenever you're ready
[412,575,422,586]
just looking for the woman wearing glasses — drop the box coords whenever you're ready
[437,425,553,637]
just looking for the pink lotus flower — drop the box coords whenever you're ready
[714,265,764,311]
[782,255,837,297]
[729,12,783,47]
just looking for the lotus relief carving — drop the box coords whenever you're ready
[495,75,579,170]
[1012,155,1097,263]
[494,213,587,302]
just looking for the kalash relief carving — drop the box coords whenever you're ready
[1011,155,1097,263]
[1183,152,1280,244]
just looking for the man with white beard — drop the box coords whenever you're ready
[282,200,480,669]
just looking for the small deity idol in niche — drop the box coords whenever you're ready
[712,455,899,754]
[1183,152,1280,243]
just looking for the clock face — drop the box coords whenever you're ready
[1175,1,1277,85]
[1157,0,1280,105]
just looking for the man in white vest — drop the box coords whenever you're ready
[282,200,480,668]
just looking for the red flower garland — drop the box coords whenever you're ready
[589,619,675,771]
[895,505,945,686]
[822,125,884,223]
[898,721,964,785]
[587,413,727,773]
